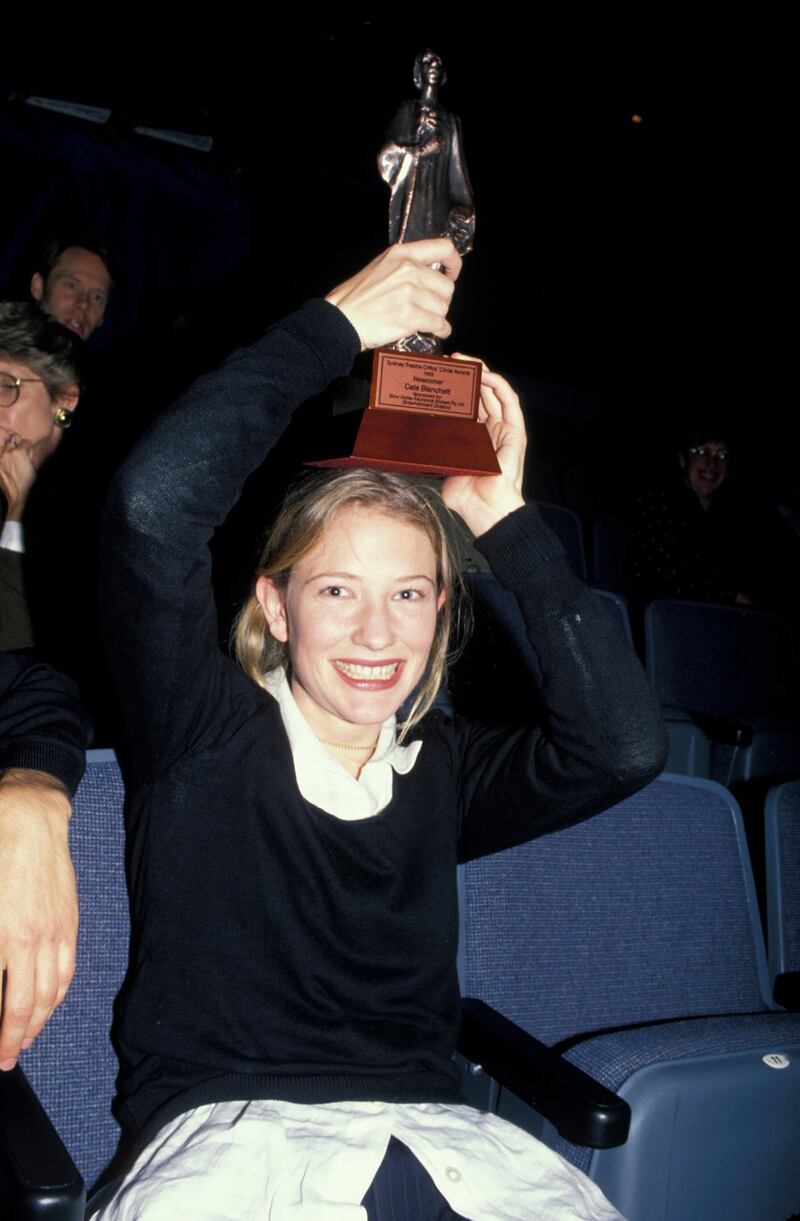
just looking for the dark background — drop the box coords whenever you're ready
[0,17,787,483]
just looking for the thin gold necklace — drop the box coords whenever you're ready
[316,736,378,753]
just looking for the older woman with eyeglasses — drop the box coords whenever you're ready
[0,302,82,543]
[0,302,83,651]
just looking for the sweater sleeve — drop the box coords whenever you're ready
[455,503,667,862]
[99,300,360,780]
[0,652,88,795]
[0,548,34,652]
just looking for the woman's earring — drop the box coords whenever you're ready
[53,407,73,430]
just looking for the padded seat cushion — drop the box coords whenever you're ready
[563,1010,800,1090]
[551,1011,800,1173]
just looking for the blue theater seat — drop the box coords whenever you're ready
[7,765,800,1219]
[457,774,800,1221]
[0,751,127,1217]
[765,781,800,1011]
[645,598,800,788]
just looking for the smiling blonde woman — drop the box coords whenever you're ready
[93,239,664,1219]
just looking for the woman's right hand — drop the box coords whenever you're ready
[325,239,461,351]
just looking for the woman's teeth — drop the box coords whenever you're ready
[335,662,399,680]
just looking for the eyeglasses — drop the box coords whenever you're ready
[688,445,729,466]
[0,372,47,409]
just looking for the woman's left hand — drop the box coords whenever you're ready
[440,358,527,538]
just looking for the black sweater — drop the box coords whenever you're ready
[100,299,666,1143]
[0,652,87,793]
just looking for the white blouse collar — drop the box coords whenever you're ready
[263,670,422,820]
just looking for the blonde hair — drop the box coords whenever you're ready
[234,468,467,738]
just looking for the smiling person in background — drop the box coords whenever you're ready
[30,239,112,343]
[626,425,762,605]
[679,435,731,511]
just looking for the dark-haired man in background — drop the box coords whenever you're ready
[30,240,112,344]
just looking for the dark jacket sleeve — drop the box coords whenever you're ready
[99,299,360,781]
[0,548,34,651]
[0,652,89,794]
[455,503,667,862]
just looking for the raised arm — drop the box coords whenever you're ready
[441,369,666,861]
[100,241,461,777]
[0,653,88,1070]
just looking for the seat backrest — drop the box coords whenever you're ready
[18,750,128,1192]
[765,780,800,980]
[460,774,773,1045]
[645,598,799,720]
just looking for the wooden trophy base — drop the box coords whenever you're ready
[307,349,500,478]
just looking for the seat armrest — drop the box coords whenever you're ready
[458,997,630,1149]
[0,1065,85,1220]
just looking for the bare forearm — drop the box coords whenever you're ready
[0,769,77,1070]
